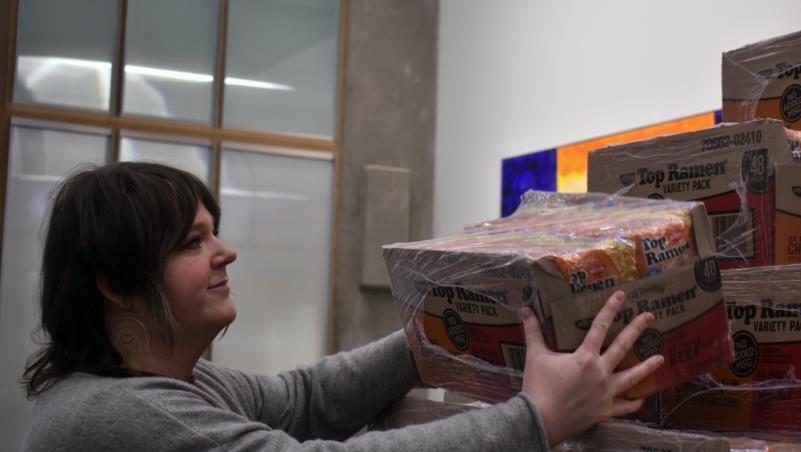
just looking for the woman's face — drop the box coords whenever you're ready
[163,203,237,346]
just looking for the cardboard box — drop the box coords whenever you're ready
[384,192,732,403]
[660,264,801,433]
[557,420,794,452]
[588,119,799,269]
[775,163,801,265]
[722,29,801,130]
[371,398,788,451]
[557,421,732,452]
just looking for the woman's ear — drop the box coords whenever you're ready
[96,275,131,311]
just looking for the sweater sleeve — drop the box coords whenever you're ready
[206,330,550,450]
[81,386,549,452]
[22,333,550,452]
[220,330,422,440]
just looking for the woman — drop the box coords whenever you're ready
[22,162,662,451]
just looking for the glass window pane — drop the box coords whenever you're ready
[14,0,119,111]
[224,0,340,137]
[119,136,212,185]
[123,0,218,123]
[0,125,109,449]
[214,148,334,374]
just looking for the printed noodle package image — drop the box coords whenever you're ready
[383,191,733,403]
[658,264,801,434]
[587,119,801,269]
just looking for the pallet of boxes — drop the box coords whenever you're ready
[579,29,801,451]
[382,190,744,448]
[379,29,801,452]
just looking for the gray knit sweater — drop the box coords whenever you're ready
[22,331,548,451]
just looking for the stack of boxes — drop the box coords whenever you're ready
[582,29,801,445]
[721,29,801,268]
[382,28,801,449]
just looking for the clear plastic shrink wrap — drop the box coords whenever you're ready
[659,264,801,434]
[722,29,801,131]
[587,119,801,269]
[371,399,789,451]
[368,397,484,432]
[552,420,788,452]
[383,191,733,403]
[554,420,730,452]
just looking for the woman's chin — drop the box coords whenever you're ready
[210,297,237,324]
[222,309,237,328]
[208,306,236,334]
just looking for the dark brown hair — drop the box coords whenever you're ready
[22,162,219,398]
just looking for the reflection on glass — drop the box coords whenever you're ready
[119,137,212,185]
[224,0,340,137]
[123,0,218,122]
[214,148,334,374]
[14,0,118,110]
[0,126,109,450]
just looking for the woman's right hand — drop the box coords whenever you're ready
[519,291,664,447]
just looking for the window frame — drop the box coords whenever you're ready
[0,0,348,354]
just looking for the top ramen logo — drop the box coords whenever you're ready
[568,269,615,295]
[634,161,728,189]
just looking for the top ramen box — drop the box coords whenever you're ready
[722,29,801,130]
[557,421,730,452]
[588,119,799,269]
[557,420,796,452]
[659,264,801,433]
[383,192,732,403]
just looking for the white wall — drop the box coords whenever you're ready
[435,0,801,236]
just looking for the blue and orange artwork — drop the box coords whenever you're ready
[501,111,721,216]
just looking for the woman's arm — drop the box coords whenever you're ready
[24,363,547,452]
[139,386,546,451]
[215,330,421,441]
[35,357,547,452]
[191,290,661,450]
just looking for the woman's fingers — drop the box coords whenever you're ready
[579,291,626,355]
[601,311,656,369]
[521,307,547,356]
[610,397,646,417]
[611,354,665,395]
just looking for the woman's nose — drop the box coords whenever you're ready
[212,237,237,267]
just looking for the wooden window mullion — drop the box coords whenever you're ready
[110,0,129,162]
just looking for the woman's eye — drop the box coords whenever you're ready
[183,238,202,250]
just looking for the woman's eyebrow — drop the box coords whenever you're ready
[190,220,211,232]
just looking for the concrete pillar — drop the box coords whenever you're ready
[334,0,438,351]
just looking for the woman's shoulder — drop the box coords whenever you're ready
[23,371,210,452]
[41,369,196,401]
[34,371,144,407]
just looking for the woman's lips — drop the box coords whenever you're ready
[208,280,228,290]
